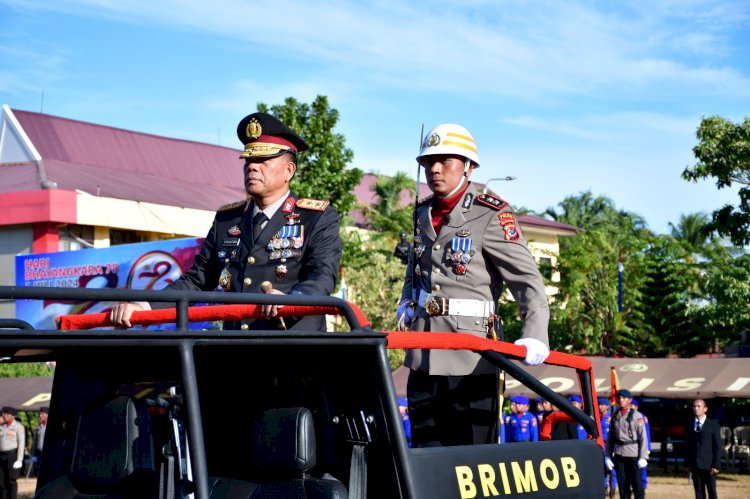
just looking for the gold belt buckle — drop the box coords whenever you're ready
[425,296,447,316]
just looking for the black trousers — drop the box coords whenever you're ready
[614,455,644,499]
[0,450,18,499]
[407,370,499,447]
[691,468,717,499]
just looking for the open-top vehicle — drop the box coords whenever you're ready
[0,286,603,498]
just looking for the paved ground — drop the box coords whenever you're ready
[17,478,36,498]
[636,471,750,499]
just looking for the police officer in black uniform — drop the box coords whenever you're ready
[110,112,342,331]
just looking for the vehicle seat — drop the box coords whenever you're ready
[35,396,158,498]
[210,407,347,499]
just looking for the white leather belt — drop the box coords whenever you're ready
[418,289,495,317]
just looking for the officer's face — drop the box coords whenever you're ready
[599,403,609,414]
[423,154,475,197]
[243,154,296,206]
[617,395,631,409]
[692,400,708,417]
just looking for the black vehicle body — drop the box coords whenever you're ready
[0,286,604,498]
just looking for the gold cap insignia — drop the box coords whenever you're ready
[246,118,262,140]
[427,132,441,147]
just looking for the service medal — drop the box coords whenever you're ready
[270,250,281,260]
[275,264,288,278]
[292,237,304,248]
[280,238,291,249]
[219,267,232,291]
[455,264,467,275]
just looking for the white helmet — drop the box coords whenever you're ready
[417,123,480,167]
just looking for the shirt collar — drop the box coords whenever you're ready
[252,191,291,219]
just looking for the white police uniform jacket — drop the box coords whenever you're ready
[400,182,549,376]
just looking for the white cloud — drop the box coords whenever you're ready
[7,0,749,101]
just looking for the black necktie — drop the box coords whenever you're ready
[696,421,702,432]
[253,212,268,242]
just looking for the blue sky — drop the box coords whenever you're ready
[1,0,749,234]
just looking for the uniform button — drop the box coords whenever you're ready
[240,324,249,331]
[434,244,441,250]
[247,256,255,264]
[243,277,252,285]
[432,284,441,292]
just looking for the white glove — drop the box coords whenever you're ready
[638,458,647,469]
[396,300,415,330]
[12,460,22,470]
[604,457,614,471]
[514,337,550,365]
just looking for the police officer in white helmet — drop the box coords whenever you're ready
[396,123,550,447]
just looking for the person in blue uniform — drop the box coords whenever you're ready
[569,395,588,439]
[631,398,651,490]
[505,396,539,442]
[110,112,342,331]
[397,397,412,448]
[599,397,616,493]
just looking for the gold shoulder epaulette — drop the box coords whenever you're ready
[296,198,330,211]
[217,200,247,212]
[475,193,509,211]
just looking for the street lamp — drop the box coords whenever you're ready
[482,176,517,194]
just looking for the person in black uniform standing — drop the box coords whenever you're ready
[684,399,721,499]
[110,112,341,331]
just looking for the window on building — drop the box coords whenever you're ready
[110,229,143,246]
[58,225,95,251]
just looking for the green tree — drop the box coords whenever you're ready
[544,192,651,355]
[682,116,750,246]
[0,363,53,378]
[689,250,750,355]
[339,229,406,369]
[637,235,699,356]
[363,172,415,241]
[668,212,713,257]
[257,96,363,217]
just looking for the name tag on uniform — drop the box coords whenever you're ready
[222,238,240,247]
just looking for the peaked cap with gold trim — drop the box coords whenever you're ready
[236,112,309,160]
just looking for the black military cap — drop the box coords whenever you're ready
[1,406,17,416]
[236,112,309,159]
[40,406,49,413]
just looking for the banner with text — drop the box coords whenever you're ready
[15,238,209,330]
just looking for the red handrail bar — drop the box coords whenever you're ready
[57,303,602,447]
